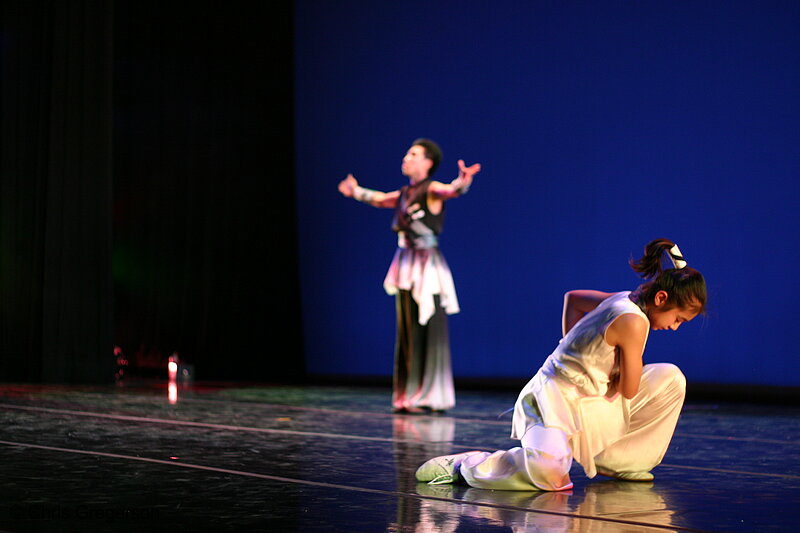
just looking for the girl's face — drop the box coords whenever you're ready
[647,290,700,331]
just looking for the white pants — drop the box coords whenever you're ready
[459,363,686,491]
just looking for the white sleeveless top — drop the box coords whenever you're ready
[511,291,650,477]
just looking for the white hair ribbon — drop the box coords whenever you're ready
[668,244,687,269]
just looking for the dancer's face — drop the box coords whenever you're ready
[401,145,433,181]
[647,291,699,331]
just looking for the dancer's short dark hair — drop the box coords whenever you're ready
[412,138,443,177]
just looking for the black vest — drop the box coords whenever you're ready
[390,178,445,237]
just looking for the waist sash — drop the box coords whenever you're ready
[397,231,438,249]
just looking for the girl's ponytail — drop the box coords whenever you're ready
[630,239,707,313]
[629,238,684,280]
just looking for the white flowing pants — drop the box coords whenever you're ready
[459,363,686,491]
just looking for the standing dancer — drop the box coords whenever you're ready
[338,139,481,413]
[416,238,706,489]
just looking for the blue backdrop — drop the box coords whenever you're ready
[294,1,800,387]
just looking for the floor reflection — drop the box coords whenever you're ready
[389,414,457,533]
[0,384,795,532]
[577,481,675,529]
[411,484,572,532]
[406,473,676,532]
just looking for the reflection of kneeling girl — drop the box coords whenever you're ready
[417,239,707,490]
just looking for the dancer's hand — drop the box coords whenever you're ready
[458,159,481,181]
[456,160,481,191]
[338,174,358,197]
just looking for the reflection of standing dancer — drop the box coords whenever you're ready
[416,239,706,489]
[338,139,481,413]
[390,415,456,531]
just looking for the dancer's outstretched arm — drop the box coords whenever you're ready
[338,173,400,208]
[430,159,482,200]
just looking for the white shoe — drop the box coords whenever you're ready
[415,451,483,485]
[596,468,654,482]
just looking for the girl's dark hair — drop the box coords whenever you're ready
[630,238,707,313]
[412,138,442,177]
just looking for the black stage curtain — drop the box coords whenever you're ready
[112,2,302,382]
[2,1,301,384]
[0,1,114,383]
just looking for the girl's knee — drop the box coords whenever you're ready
[645,363,686,395]
[662,363,686,390]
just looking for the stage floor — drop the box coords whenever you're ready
[0,382,797,532]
